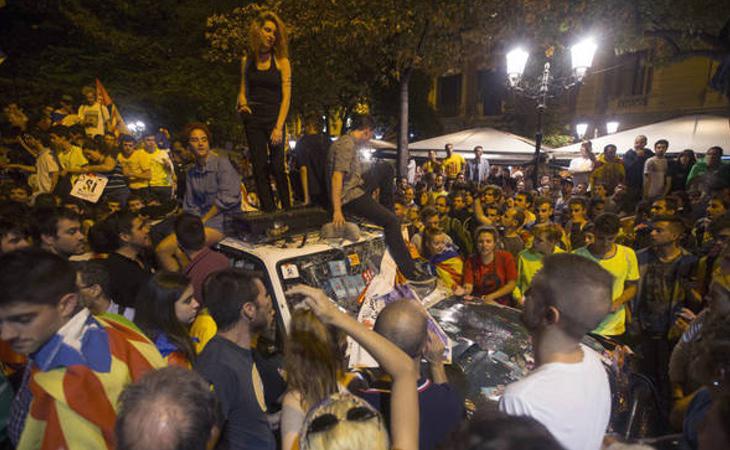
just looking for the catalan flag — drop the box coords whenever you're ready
[95,79,130,137]
[429,248,464,290]
[16,310,164,450]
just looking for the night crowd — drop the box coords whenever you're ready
[1,10,730,450]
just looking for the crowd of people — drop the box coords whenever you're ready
[1,6,730,450]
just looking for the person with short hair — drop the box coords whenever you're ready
[643,139,671,200]
[465,145,489,186]
[77,85,111,137]
[0,217,32,254]
[36,207,87,258]
[513,191,536,226]
[194,269,277,450]
[442,144,465,189]
[634,215,698,413]
[686,146,726,187]
[499,253,613,450]
[566,196,590,250]
[141,131,175,202]
[117,135,152,194]
[295,114,331,208]
[0,129,60,197]
[116,366,221,450]
[75,260,135,321]
[329,114,431,283]
[49,125,88,189]
[514,223,564,302]
[446,410,564,450]
[354,300,464,450]
[183,123,242,231]
[175,213,230,352]
[421,149,442,175]
[434,194,472,255]
[95,212,153,308]
[623,135,653,206]
[590,144,625,195]
[574,213,640,338]
[0,249,164,449]
[501,207,526,258]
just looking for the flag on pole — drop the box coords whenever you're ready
[95,79,130,136]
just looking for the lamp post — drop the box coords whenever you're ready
[506,38,597,188]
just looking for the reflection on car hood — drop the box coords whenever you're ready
[428,296,610,403]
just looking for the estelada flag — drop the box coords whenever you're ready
[95,79,130,136]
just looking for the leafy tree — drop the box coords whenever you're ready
[0,0,243,141]
[207,0,507,175]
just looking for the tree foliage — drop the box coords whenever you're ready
[0,0,243,141]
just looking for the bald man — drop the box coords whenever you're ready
[354,300,464,450]
[500,253,613,450]
[116,367,220,450]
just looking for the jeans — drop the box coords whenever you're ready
[246,125,291,212]
[343,163,417,278]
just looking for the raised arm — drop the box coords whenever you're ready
[287,285,419,450]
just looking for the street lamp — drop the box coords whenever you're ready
[506,38,597,187]
[576,123,589,139]
[606,121,620,134]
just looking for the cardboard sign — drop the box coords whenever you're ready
[70,173,108,203]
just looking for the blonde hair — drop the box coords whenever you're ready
[248,10,289,59]
[300,393,389,450]
[284,309,343,409]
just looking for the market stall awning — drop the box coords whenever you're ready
[551,114,730,157]
[407,127,542,155]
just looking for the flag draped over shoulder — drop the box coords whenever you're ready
[95,79,129,136]
[17,312,164,450]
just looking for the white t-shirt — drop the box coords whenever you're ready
[35,148,59,194]
[568,156,594,187]
[643,156,668,199]
[499,344,611,450]
[77,102,110,137]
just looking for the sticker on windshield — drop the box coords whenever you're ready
[347,253,360,267]
[281,263,300,280]
[328,260,347,277]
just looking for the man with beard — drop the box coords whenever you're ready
[98,212,153,309]
[500,253,613,450]
[633,215,697,413]
[195,269,277,450]
[37,208,87,259]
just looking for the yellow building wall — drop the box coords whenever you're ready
[576,57,728,120]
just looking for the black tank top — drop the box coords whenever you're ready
[245,55,282,128]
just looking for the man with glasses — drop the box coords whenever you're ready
[574,213,639,339]
[182,122,242,231]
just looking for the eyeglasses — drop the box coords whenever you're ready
[306,405,379,436]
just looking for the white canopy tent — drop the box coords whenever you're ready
[551,114,730,158]
[408,127,542,157]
